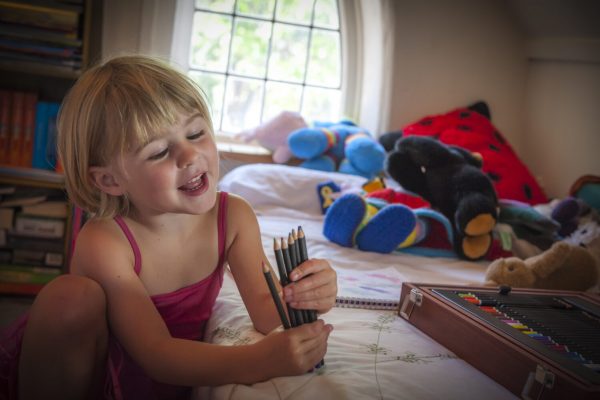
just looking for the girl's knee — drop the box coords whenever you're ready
[29,274,107,336]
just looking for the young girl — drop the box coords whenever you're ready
[1,55,337,400]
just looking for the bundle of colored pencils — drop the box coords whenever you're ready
[261,226,323,368]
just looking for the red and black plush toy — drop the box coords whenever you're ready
[380,102,548,205]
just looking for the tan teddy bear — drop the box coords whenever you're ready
[484,241,599,291]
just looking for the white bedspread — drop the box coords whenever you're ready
[195,164,516,399]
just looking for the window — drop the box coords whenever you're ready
[185,0,343,136]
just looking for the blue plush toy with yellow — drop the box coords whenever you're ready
[287,120,386,179]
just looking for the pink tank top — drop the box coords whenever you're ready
[106,192,228,400]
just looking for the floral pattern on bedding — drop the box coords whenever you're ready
[202,304,493,400]
[365,313,456,364]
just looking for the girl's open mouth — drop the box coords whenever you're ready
[178,173,208,194]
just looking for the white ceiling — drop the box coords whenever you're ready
[508,0,600,39]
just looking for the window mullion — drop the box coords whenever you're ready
[218,0,239,132]
[258,10,277,123]
[299,0,317,115]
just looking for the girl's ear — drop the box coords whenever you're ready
[89,167,125,196]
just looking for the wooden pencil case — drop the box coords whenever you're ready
[398,283,600,400]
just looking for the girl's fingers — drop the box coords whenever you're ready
[285,265,336,297]
[296,321,333,347]
[288,259,335,282]
[289,294,337,311]
[285,280,337,302]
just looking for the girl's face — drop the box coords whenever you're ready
[116,112,219,217]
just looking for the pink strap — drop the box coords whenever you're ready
[113,192,228,276]
[114,215,143,275]
[217,191,228,267]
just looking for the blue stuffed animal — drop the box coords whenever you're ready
[287,120,386,179]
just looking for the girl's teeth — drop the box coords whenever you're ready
[180,174,205,191]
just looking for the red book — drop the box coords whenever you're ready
[20,93,39,167]
[0,90,11,164]
[8,91,25,166]
[0,281,45,296]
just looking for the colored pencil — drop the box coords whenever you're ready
[273,238,288,285]
[297,226,308,262]
[282,238,304,326]
[298,226,318,323]
[274,237,295,326]
[262,261,291,330]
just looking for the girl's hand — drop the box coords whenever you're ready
[258,320,333,376]
[283,259,337,314]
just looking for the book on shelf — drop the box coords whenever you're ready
[14,213,65,239]
[0,263,62,295]
[21,200,67,218]
[0,281,44,295]
[20,92,37,167]
[0,0,86,74]
[12,248,63,267]
[0,185,14,195]
[0,263,61,285]
[0,182,54,207]
[0,1,81,33]
[7,90,24,166]
[6,232,64,253]
[0,165,64,183]
[0,206,13,229]
[32,101,61,170]
[0,37,81,59]
[335,267,404,310]
[0,91,61,170]
[0,89,9,162]
[0,21,82,47]
[0,193,46,207]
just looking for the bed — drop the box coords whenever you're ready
[192,163,522,399]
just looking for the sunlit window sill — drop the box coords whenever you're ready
[216,134,273,164]
[216,134,302,166]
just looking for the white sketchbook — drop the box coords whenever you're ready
[335,267,403,310]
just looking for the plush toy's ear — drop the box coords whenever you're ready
[449,145,483,168]
[378,131,403,152]
[467,101,491,120]
[399,136,461,167]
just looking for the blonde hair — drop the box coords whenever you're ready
[57,55,212,218]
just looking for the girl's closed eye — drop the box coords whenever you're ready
[187,130,204,141]
[148,147,169,161]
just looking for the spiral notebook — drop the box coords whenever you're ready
[335,267,403,310]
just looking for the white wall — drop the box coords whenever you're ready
[524,61,600,197]
[388,0,528,153]
[102,0,176,60]
[101,0,142,58]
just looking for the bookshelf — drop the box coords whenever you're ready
[0,167,79,295]
[0,0,101,294]
[0,0,102,167]
[0,0,91,78]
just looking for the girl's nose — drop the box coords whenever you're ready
[176,143,198,169]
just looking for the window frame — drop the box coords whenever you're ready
[137,0,394,139]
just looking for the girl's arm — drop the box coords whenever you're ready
[72,219,331,386]
[224,195,287,333]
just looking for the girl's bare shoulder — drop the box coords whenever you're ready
[225,193,258,226]
[223,193,259,245]
[70,218,135,278]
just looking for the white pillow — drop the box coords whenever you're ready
[219,164,368,215]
